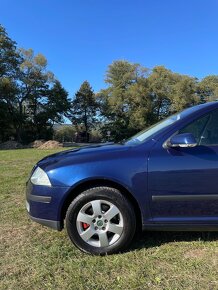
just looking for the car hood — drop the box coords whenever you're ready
[37,142,132,169]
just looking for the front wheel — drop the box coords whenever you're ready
[66,186,136,255]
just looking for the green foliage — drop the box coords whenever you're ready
[198,75,218,103]
[0,101,14,141]
[147,66,174,119]
[54,126,76,142]
[170,75,199,112]
[98,61,218,141]
[70,81,98,142]
[0,24,21,141]
[0,25,70,143]
[1,23,218,144]
[0,24,21,78]
[98,61,149,141]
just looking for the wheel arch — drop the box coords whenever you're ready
[60,178,142,231]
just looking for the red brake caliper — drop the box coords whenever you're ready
[82,223,90,230]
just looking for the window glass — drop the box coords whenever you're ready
[126,104,213,144]
[179,114,210,144]
[200,110,218,145]
[179,109,218,145]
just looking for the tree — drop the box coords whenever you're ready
[71,81,98,142]
[45,80,70,123]
[98,62,208,142]
[198,76,218,103]
[18,49,71,142]
[127,77,154,130]
[147,66,176,120]
[0,24,20,78]
[0,77,20,140]
[170,75,199,112]
[1,22,218,145]
[0,100,14,141]
[0,25,71,143]
[0,24,21,141]
[53,125,76,142]
[98,60,149,141]
[27,80,70,141]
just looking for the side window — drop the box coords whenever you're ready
[200,110,218,145]
[179,109,218,146]
[179,114,210,144]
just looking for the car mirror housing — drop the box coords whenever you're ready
[164,133,197,148]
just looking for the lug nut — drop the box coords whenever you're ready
[102,227,106,230]
[92,219,96,223]
[98,215,102,219]
[104,219,108,223]
[94,226,98,230]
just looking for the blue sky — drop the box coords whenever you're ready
[1,0,218,97]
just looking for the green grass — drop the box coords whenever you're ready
[0,149,218,290]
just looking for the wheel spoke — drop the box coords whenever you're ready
[108,223,123,236]
[104,205,119,221]
[77,212,92,224]
[80,227,95,241]
[91,200,102,216]
[98,232,109,247]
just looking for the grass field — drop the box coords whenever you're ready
[0,149,218,290]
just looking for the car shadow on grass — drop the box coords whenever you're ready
[130,231,218,251]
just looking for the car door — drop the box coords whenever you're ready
[148,109,218,224]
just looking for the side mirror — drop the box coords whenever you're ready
[165,133,197,148]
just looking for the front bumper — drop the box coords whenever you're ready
[27,211,62,230]
[26,180,70,231]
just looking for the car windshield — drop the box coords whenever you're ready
[125,105,203,144]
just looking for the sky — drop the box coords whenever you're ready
[1,0,218,97]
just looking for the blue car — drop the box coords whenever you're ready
[26,101,218,254]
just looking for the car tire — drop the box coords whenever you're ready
[66,186,136,255]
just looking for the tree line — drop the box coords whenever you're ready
[1,24,218,144]
[0,24,70,143]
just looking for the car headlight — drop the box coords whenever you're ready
[30,167,51,187]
